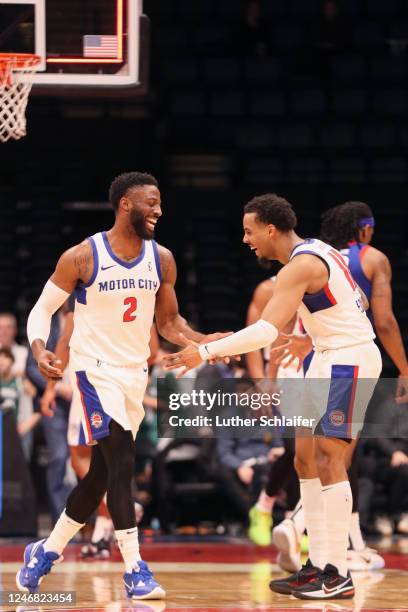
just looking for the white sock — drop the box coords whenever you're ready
[44,510,85,555]
[116,527,141,572]
[256,490,275,513]
[323,481,352,576]
[290,500,306,540]
[349,512,365,552]
[300,478,327,569]
[92,515,114,543]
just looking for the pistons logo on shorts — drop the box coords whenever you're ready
[329,410,345,426]
[90,412,103,429]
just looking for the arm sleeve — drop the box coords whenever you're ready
[27,280,71,347]
[198,319,278,360]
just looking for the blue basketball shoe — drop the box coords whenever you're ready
[16,539,62,593]
[123,561,166,600]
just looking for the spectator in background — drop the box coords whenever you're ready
[359,397,408,536]
[0,347,40,459]
[26,308,73,524]
[309,0,350,52]
[0,312,29,377]
[216,379,284,526]
[233,0,269,58]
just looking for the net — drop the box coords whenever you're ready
[0,53,41,143]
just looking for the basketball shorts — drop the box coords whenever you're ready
[67,396,86,447]
[302,340,382,439]
[69,350,148,445]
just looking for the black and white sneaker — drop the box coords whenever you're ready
[269,559,322,595]
[293,563,355,600]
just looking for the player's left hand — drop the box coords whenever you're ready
[395,373,408,404]
[163,341,203,377]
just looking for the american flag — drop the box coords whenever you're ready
[83,35,118,58]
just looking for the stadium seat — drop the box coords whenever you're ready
[161,58,199,83]
[370,55,408,81]
[210,91,245,116]
[249,91,285,116]
[328,157,367,183]
[236,123,276,149]
[272,23,305,50]
[290,88,328,115]
[170,91,206,115]
[175,0,213,22]
[246,157,283,183]
[278,123,314,148]
[154,24,188,50]
[203,58,242,83]
[331,55,368,82]
[359,122,396,148]
[352,23,385,49]
[369,157,408,182]
[333,88,367,115]
[366,0,401,16]
[287,157,324,183]
[244,57,281,83]
[319,123,356,148]
[373,89,407,115]
[288,0,320,17]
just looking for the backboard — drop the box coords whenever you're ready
[0,0,147,92]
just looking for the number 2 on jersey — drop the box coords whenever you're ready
[123,297,138,322]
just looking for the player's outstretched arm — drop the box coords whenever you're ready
[27,240,92,380]
[163,257,314,376]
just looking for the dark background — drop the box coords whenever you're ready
[0,0,407,374]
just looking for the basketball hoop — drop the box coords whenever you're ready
[0,53,41,143]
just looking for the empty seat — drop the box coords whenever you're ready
[215,0,243,20]
[287,158,324,182]
[366,0,401,16]
[176,0,213,21]
[272,24,305,50]
[210,91,245,116]
[399,124,408,147]
[373,89,407,115]
[340,0,363,16]
[236,124,276,149]
[369,157,408,182]
[246,158,283,183]
[288,0,320,17]
[331,55,368,81]
[249,91,285,116]
[352,23,385,49]
[191,25,229,53]
[203,58,241,83]
[290,88,328,115]
[328,158,366,182]
[161,58,199,83]
[279,124,314,148]
[333,89,367,114]
[319,123,355,148]
[154,24,188,50]
[244,57,281,82]
[389,23,408,38]
[359,123,396,148]
[260,0,287,18]
[170,91,206,115]
[371,55,408,81]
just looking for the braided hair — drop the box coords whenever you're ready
[320,201,373,249]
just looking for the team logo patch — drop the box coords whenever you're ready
[90,412,103,429]
[329,410,345,426]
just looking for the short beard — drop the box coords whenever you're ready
[130,209,154,240]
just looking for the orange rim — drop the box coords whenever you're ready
[0,53,41,86]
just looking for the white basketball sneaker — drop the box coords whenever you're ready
[347,547,385,571]
[272,519,302,573]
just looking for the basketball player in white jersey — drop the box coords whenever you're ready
[17,171,228,600]
[164,193,382,600]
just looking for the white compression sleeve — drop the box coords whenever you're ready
[27,280,71,347]
[198,319,278,360]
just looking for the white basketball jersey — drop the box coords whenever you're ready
[69,232,161,366]
[289,239,375,351]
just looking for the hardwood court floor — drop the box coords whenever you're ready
[1,539,408,611]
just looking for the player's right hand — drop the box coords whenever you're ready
[40,382,57,417]
[37,350,63,380]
